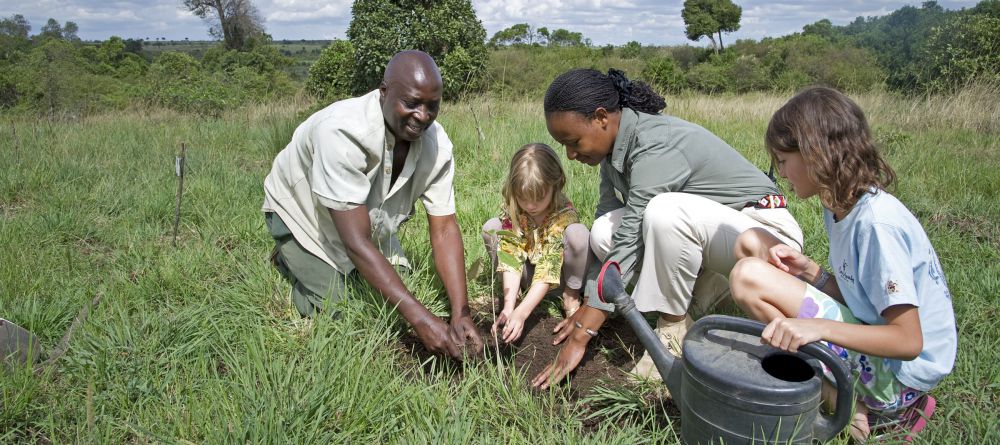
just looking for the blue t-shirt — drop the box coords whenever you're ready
[825,190,957,391]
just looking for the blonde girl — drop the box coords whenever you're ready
[729,87,956,442]
[482,143,589,344]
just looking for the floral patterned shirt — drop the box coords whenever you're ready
[495,200,579,286]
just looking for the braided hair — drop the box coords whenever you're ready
[543,68,666,117]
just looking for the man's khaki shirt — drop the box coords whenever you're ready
[263,89,456,274]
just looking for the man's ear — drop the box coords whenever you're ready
[378,81,388,102]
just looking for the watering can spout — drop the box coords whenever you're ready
[597,261,684,399]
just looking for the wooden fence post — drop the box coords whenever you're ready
[172,143,187,247]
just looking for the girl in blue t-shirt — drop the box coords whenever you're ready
[728,87,957,442]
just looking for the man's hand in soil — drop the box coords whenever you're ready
[412,312,465,359]
[450,311,483,357]
[531,305,608,389]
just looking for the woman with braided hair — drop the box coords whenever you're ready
[531,68,804,389]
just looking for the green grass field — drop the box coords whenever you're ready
[1,88,997,443]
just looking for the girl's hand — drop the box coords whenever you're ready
[501,309,528,343]
[768,244,812,277]
[491,307,514,337]
[761,316,826,353]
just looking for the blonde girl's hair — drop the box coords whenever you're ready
[501,143,568,235]
[765,86,896,216]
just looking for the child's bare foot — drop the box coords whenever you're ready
[562,289,582,317]
[849,401,870,442]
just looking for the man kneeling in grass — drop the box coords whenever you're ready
[262,50,482,359]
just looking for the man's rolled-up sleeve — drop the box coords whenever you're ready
[421,156,456,216]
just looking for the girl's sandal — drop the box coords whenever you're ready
[868,394,937,443]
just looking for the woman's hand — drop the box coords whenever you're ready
[760,316,827,353]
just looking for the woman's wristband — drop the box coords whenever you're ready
[574,321,598,337]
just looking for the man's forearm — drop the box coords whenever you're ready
[344,240,430,321]
[429,215,470,315]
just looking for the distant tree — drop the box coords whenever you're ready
[802,19,837,41]
[1,14,32,61]
[182,0,265,51]
[536,26,550,45]
[346,0,488,98]
[919,12,1000,91]
[682,0,742,52]
[622,40,641,58]
[840,1,951,90]
[39,18,63,40]
[971,0,1000,17]
[488,23,532,47]
[0,14,31,39]
[549,28,584,46]
[122,38,143,55]
[62,21,80,41]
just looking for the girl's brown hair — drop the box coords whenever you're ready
[502,143,568,234]
[766,86,895,216]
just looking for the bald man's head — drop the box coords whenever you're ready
[379,51,443,142]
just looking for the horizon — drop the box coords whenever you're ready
[3,0,982,47]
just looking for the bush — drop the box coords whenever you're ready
[306,39,355,101]
[641,56,685,94]
[918,14,1000,92]
[347,0,488,99]
[441,46,486,99]
[686,58,730,93]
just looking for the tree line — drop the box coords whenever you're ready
[1,0,997,118]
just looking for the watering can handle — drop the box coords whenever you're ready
[686,315,855,442]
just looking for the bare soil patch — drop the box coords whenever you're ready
[399,301,649,398]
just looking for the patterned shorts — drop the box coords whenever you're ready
[797,285,925,413]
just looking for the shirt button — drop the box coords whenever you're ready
[384,166,391,175]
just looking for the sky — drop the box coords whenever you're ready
[2,0,983,46]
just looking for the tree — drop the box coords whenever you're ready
[918,13,1000,91]
[682,0,742,52]
[622,40,642,58]
[182,0,265,51]
[488,23,532,47]
[549,28,584,46]
[346,0,488,98]
[39,18,63,41]
[802,19,837,41]
[62,21,80,41]
[307,39,355,101]
[0,14,31,40]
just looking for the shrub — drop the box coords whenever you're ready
[441,46,485,99]
[685,58,730,93]
[347,0,488,99]
[306,39,355,101]
[641,56,685,94]
[918,14,1000,92]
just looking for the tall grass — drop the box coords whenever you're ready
[0,84,997,443]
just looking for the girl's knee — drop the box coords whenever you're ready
[734,227,782,260]
[482,218,502,251]
[482,218,502,237]
[729,257,772,302]
[563,223,589,254]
